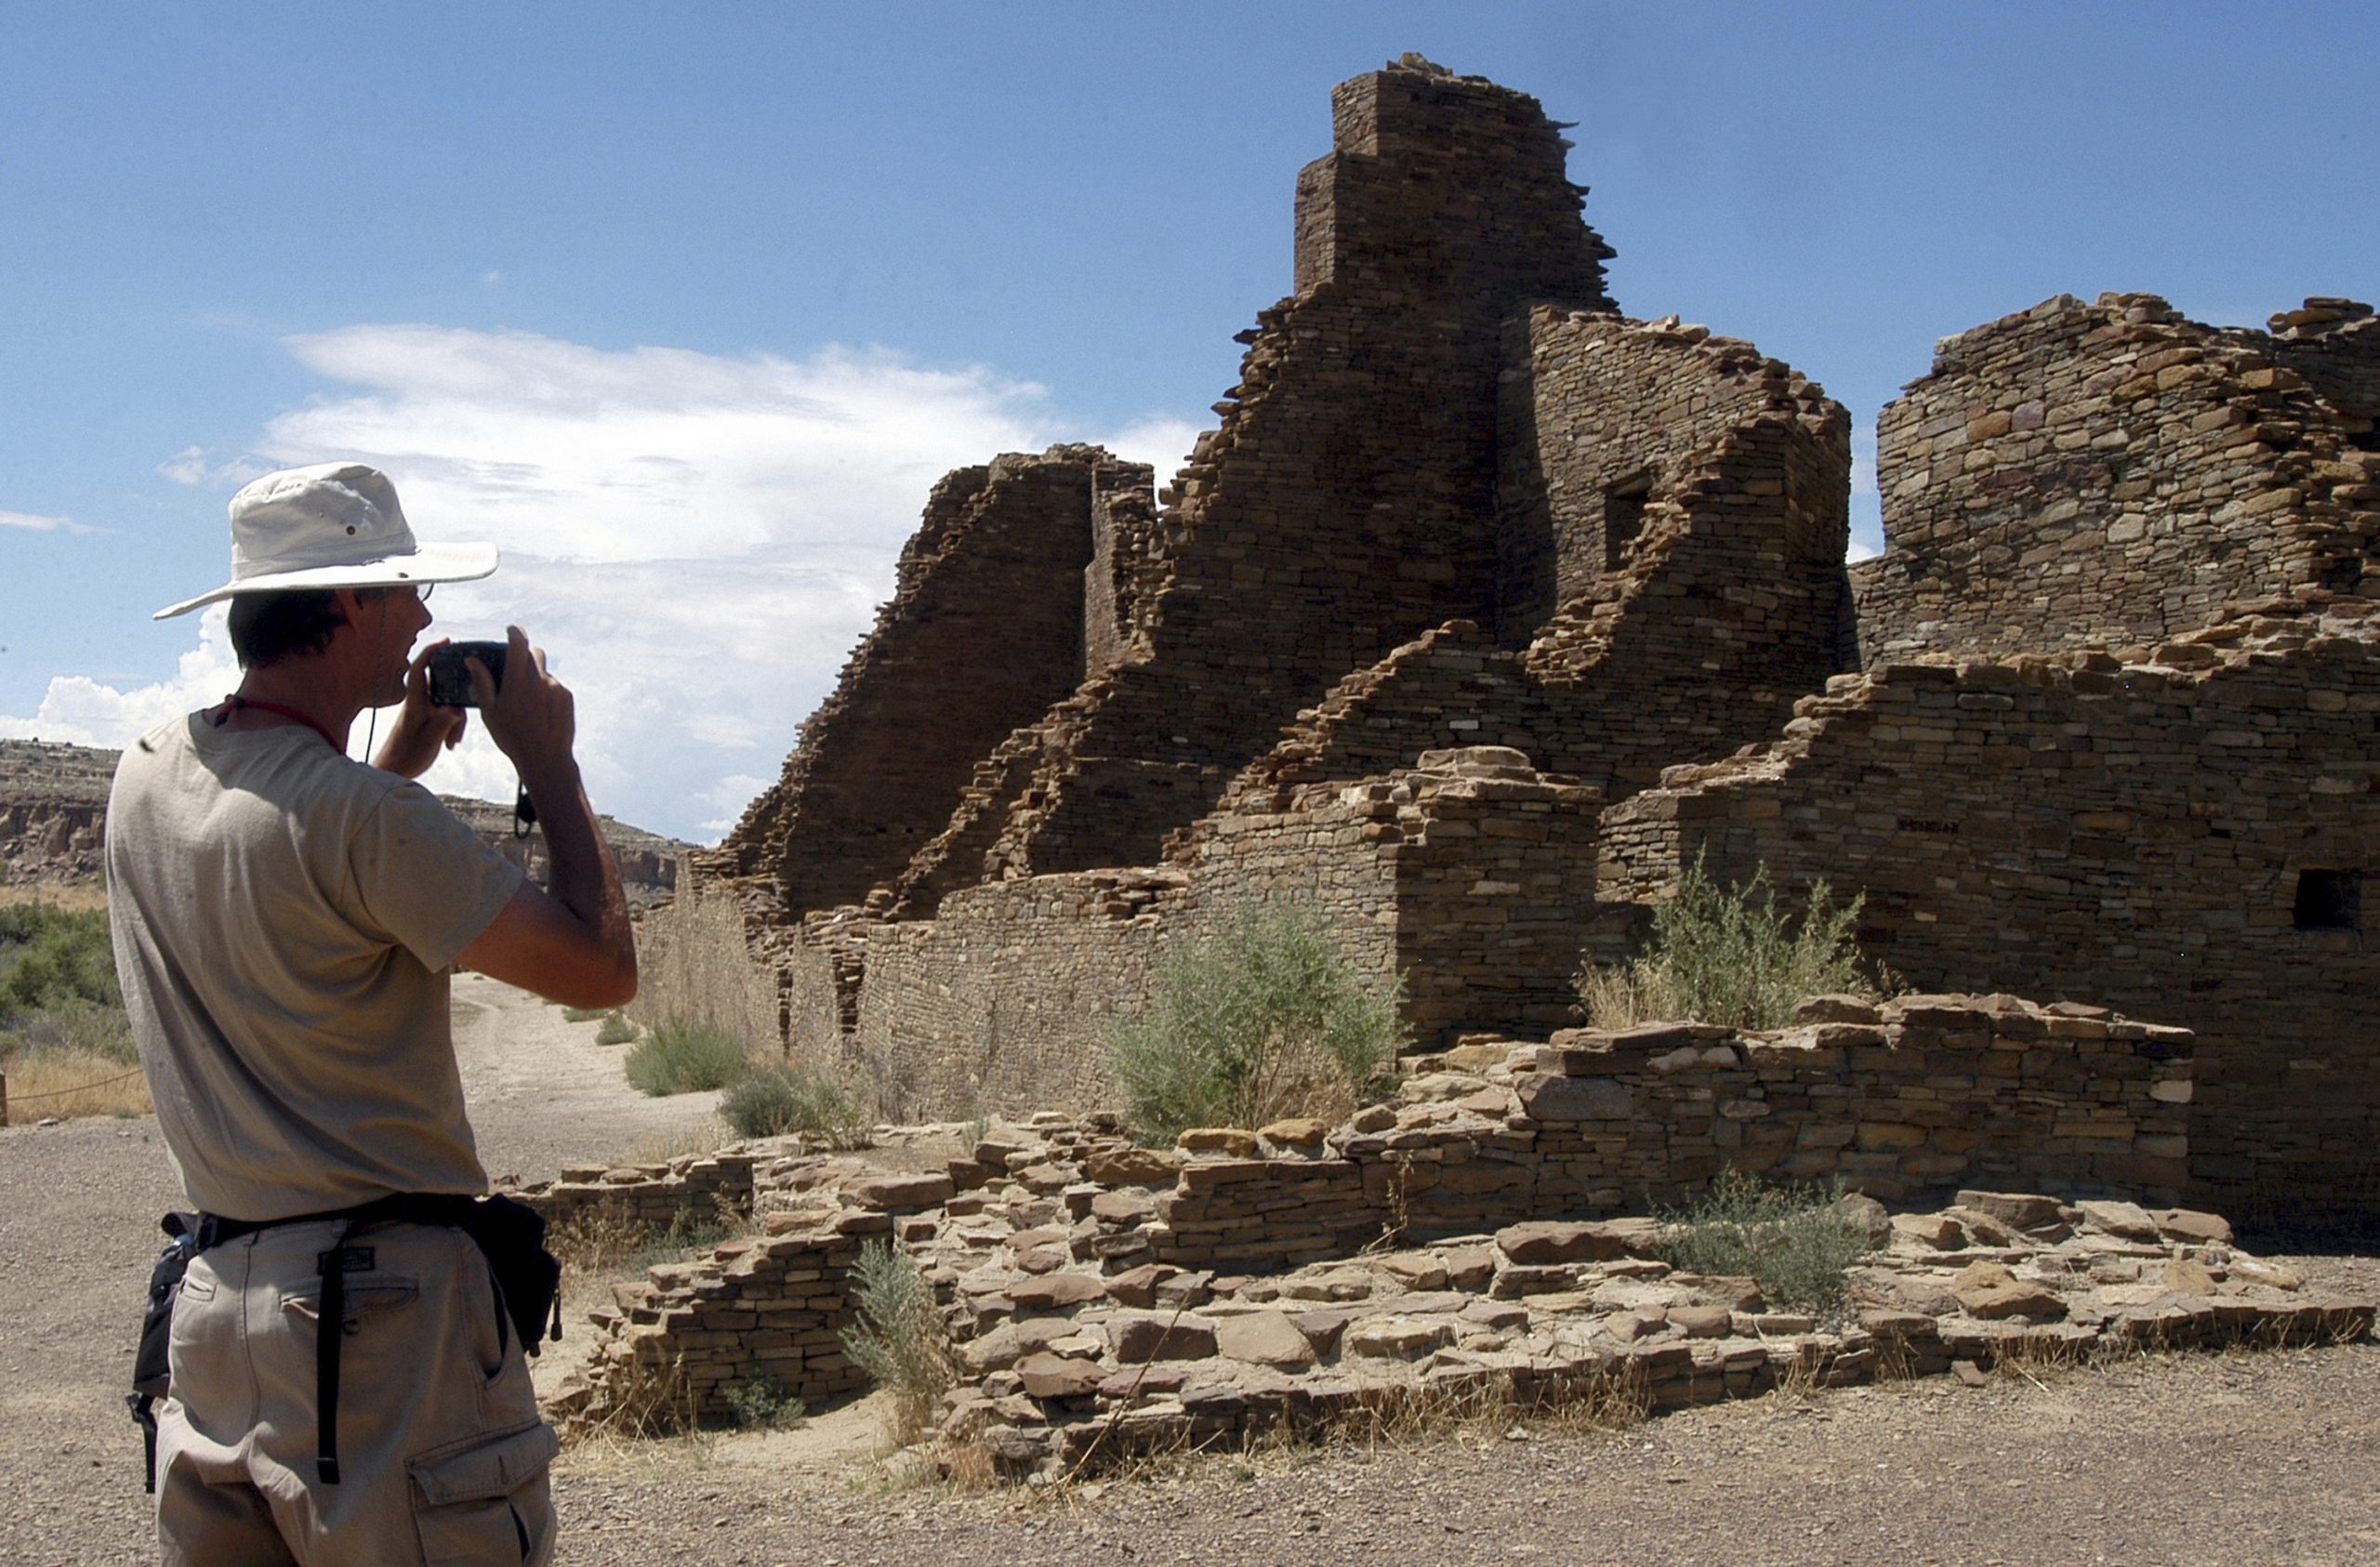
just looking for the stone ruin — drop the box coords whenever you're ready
[641,57,2380,1224]
[544,997,2372,1472]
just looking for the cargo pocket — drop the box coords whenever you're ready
[409,1421,559,1566]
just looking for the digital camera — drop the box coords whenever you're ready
[426,640,508,708]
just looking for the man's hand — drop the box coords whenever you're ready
[469,625,575,777]
[454,623,637,1008]
[372,639,468,779]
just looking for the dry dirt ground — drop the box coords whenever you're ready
[5,979,2380,1565]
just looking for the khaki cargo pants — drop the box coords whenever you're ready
[156,1218,558,1566]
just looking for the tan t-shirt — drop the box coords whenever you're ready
[107,714,525,1220]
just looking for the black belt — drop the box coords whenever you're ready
[194,1192,516,1485]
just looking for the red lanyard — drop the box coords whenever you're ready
[214,695,343,753]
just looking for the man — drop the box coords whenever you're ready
[109,462,636,1565]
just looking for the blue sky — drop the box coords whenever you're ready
[5,2,2374,842]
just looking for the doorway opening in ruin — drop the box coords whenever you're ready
[2292,868,2362,931]
[1605,474,1651,570]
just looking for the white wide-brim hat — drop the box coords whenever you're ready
[153,461,498,619]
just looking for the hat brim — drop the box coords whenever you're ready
[152,541,499,620]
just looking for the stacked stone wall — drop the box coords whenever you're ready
[906,60,1616,886]
[847,870,1174,1119]
[1154,1001,2190,1272]
[833,749,1604,1114]
[1220,323,1852,812]
[1855,293,2380,665]
[558,991,2224,1448]
[1496,308,1845,633]
[2248,299,2380,435]
[703,447,1142,914]
[1598,600,2380,1212]
[630,877,793,1052]
[522,1152,757,1237]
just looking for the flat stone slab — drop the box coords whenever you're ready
[850,1173,955,1210]
[1496,1220,1635,1265]
[1009,1272,1107,1311]
[1212,1309,1317,1369]
[1344,1314,1457,1359]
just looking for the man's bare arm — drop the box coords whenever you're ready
[453,627,637,1007]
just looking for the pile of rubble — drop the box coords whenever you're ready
[549,1101,2371,1477]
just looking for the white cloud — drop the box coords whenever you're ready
[6,324,1204,843]
[158,446,210,485]
[157,446,271,489]
[1,508,93,533]
[0,606,242,744]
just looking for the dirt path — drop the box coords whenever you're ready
[6,986,2380,1564]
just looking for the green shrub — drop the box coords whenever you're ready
[0,903,121,1016]
[1579,853,1876,1031]
[840,1239,959,1445]
[623,1020,750,1096]
[561,1005,607,1023]
[593,1011,639,1047]
[1106,906,1406,1144]
[719,1058,872,1147]
[0,994,137,1064]
[722,1372,804,1430]
[1655,1168,1876,1312]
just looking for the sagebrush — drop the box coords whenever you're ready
[840,1239,959,1445]
[0,902,121,1016]
[624,1020,749,1096]
[1578,853,1877,1031]
[1,902,141,1123]
[1654,1168,1876,1312]
[1106,906,1406,1143]
[720,1057,873,1147]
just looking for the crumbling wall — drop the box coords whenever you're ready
[557,997,2238,1449]
[846,749,1603,1114]
[849,870,1175,1118]
[1158,1001,2193,1269]
[705,446,1143,914]
[629,876,793,1054]
[908,60,1617,886]
[1598,599,2380,1214]
[1855,293,2380,665]
[1222,313,1852,810]
[2249,298,2380,438]
[1496,309,1848,635]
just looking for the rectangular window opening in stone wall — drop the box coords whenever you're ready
[1604,473,1652,571]
[2292,868,2362,932]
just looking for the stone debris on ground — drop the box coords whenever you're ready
[545,1082,2373,1481]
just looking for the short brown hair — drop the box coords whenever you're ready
[226,587,386,668]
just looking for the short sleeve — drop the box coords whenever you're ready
[346,783,527,970]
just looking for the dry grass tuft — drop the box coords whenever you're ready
[2,1047,150,1124]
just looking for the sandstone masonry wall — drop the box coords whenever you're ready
[705,448,1142,915]
[906,60,1616,887]
[1218,314,1852,811]
[1154,1002,2191,1272]
[832,748,1605,1113]
[2249,298,2380,434]
[558,992,2215,1448]
[1496,309,1848,634]
[1597,599,2380,1214]
[1854,293,2380,665]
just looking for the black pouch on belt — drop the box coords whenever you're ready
[127,1211,199,1492]
[448,1192,563,1358]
